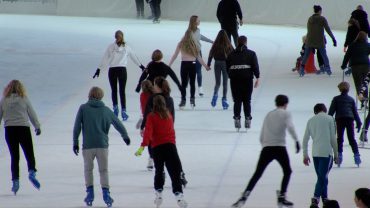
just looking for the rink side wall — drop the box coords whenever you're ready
[0,0,369,30]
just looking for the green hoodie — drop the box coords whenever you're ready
[73,99,128,149]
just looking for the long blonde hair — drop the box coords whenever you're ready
[179,30,199,57]
[3,80,26,98]
[187,15,198,32]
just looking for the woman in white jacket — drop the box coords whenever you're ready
[0,80,41,195]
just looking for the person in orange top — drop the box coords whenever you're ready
[135,95,188,208]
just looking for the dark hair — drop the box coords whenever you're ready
[323,199,340,208]
[154,76,171,97]
[314,5,322,13]
[141,80,154,94]
[355,188,370,207]
[237,36,247,47]
[275,94,289,107]
[314,103,327,114]
[209,30,234,60]
[153,95,170,119]
[152,49,163,61]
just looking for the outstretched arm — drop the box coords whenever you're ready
[168,43,181,67]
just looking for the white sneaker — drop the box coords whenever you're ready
[198,87,204,97]
[147,158,154,171]
[175,192,188,208]
[154,190,163,207]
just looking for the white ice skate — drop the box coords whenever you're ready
[154,190,163,208]
[147,158,154,171]
[175,192,188,208]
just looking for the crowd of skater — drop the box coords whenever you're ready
[1,1,370,208]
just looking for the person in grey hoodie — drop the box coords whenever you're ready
[299,5,337,77]
[0,80,41,195]
[303,103,338,208]
[73,86,130,207]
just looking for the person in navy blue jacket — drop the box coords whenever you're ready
[328,82,362,167]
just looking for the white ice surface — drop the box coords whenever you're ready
[0,14,369,208]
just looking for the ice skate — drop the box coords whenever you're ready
[28,170,40,190]
[113,105,119,117]
[180,172,188,188]
[102,188,114,207]
[309,197,319,208]
[154,189,163,208]
[245,117,252,129]
[277,190,293,208]
[299,67,305,77]
[147,157,154,171]
[326,68,332,76]
[136,117,143,129]
[190,98,195,110]
[354,153,361,167]
[231,191,249,208]
[121,108,129,121]
[234,117,241,131]
[11,179,19,195]
[198,87,204,97]
[222,97,229,110]
[84,186,94,207]
[175,192,188,208]
[179,99,186,110]
[211,95,218,107]
[337,152,343,167]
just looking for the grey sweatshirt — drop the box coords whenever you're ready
[0,94,40,129]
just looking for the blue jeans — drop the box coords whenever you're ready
[301,47,330,72]
[313,156,333,199]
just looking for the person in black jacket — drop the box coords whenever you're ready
[351,5,370,37]
[147,0,161,23]
[136,49,183,94]
[328,82,362,167]
[216,0,243,47]
[344,18,361,52]
[227,36,260,130]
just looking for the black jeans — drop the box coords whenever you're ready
[5,126,37,181]
[243,146,292,195]
[135,0,144,17]
[180,61,197,100]
[150,0,161,20]
[222,25,239,47]
[336,117,359,154]
[230,78,253,119]
[108,67,127,109]
[152,143,183,194]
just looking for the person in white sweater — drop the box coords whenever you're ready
[92,30,145,121]
[231,94,300,208]
[302,103,338,208]
[0,80,41,195]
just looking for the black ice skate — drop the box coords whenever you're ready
[245,117,252,129]
[277,190,293,208]
[190,98,195,109]
[234,117,241,131]
[179,99,186,110]
[309,197,319,208]
[231,191,250,208]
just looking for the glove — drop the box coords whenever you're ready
[73,145,79,156]
[135,84,141,93]
[303,157,310,166]
[93,68,100,78]
[356,122,362,133]
[333,39,337,47]
[135,146,145,156]
[35,129,41,136]
[123,136,131,146]
[295,141,300,153]
[341,65,346,70]
[139,64,145,71]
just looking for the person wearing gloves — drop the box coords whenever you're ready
[231,95,300,208]
[299,5,337,76]
[0,80,41,195]
[135,95,188,208]
[73,86,130,207]
[302,103,338,208]
[328,82,362,167]
[93,30,145,121]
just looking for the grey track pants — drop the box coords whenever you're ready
[83,148,109,188]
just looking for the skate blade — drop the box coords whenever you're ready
[278,203,293,208]
[147,167,153,171]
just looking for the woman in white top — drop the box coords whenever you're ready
[0,80,41,195]
[188,15,213,96]
[168,30,210,109]
[93,30,145,121]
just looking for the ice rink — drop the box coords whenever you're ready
[0,14,369,207]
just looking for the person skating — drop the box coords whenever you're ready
[328,82,362,167]
[302,103,338,208]
[135,95,188,208]
[0,80,41,195]
[135,0,145,18]
[216,0,243,47]
[168,30,210,109]
[93,30,145,121]
[73,87,130,207]
[188,15,214,97]
[226,35,259,130]
[231,95,300,208]
[208,29,234,109]
[351,5,370,36]
[299,5,336,76]
[137,79,154,130]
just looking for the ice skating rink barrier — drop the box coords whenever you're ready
[0,0,368,30]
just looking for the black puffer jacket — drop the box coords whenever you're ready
[328,93,361,125]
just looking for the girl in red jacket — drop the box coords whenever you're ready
[135,95,188,208]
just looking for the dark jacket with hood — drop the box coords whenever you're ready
[328,93,361,125]
[216,0,243,30]
[226,45,259,80]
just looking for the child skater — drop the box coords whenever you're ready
[135,95,188,208]
[207,29,234,109]
[0,80,41,195]
[328,82,362,167]
[73,86,131,207]
[136,80,154,129]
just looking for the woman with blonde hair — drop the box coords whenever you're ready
[188,15,213,97]
[208,29,233,109]
[0,80,41,195]
[169,30,210,109]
